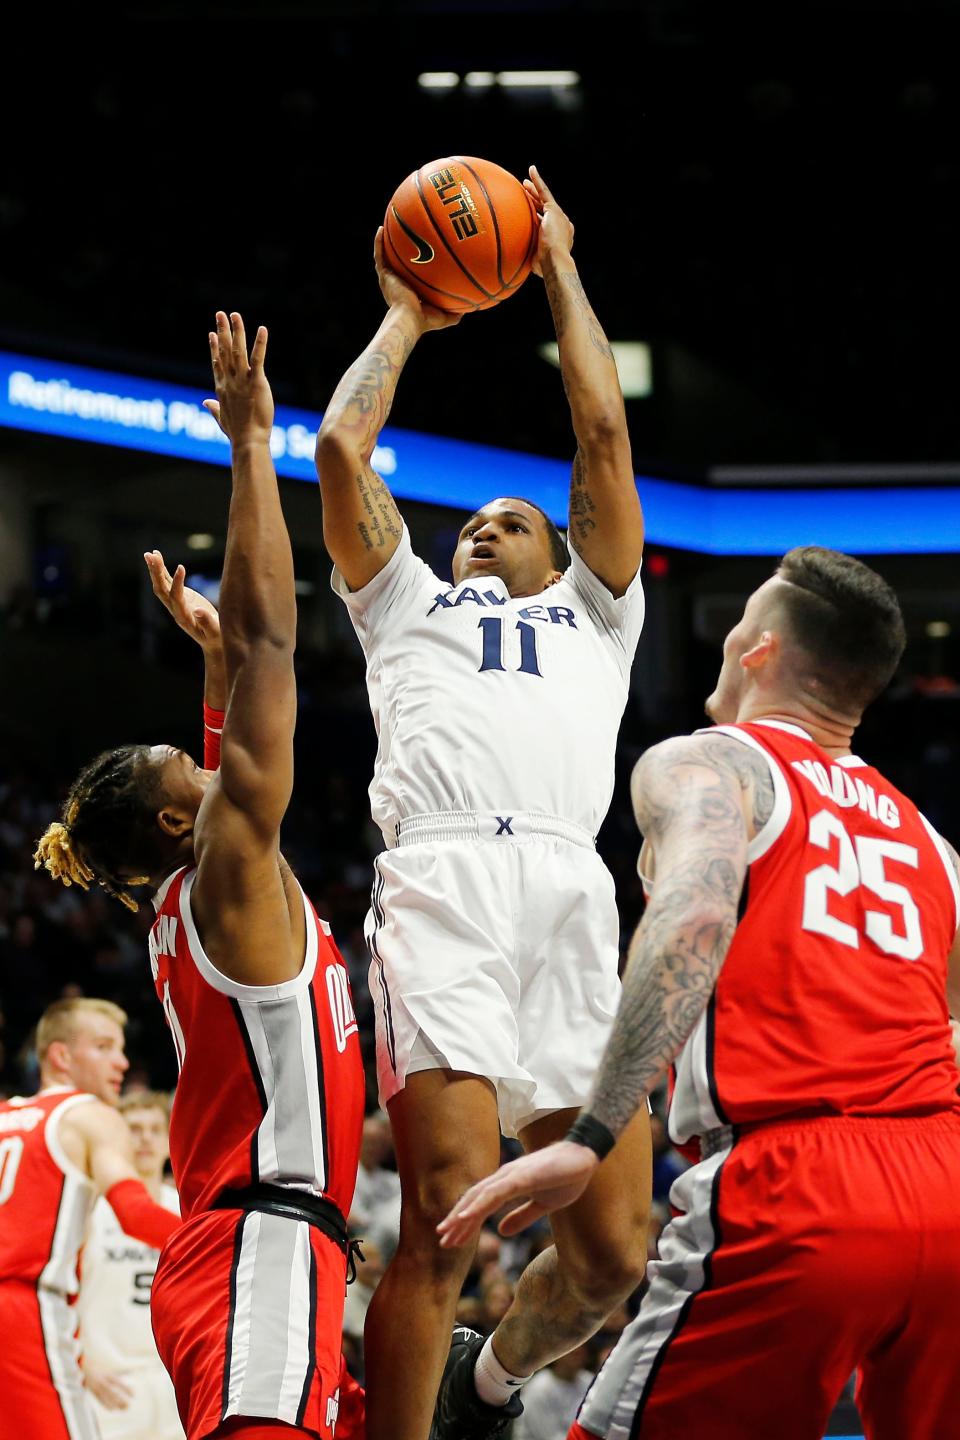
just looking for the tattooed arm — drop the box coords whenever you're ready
[315,229,459,591]
[526,167,643,597]
[584,735,754,1138]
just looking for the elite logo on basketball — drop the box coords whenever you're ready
[429,165,485,241]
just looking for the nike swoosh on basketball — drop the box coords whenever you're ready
[392,206,435,265]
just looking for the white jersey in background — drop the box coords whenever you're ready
[334,527,645,845]
[79,1183,184,1440]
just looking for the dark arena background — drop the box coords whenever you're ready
[2,5,959,1437]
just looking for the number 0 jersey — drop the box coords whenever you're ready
[333,527,645,846]
[669,720,960,1146]
[149,866,365,1223]
[0,1087,96,1293]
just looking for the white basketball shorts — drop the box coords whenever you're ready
[364,811,623,1138]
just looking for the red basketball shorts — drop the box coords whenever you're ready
[151,1208,355,1440]
[0,1279,98,1440]
[573,1111,960,1440]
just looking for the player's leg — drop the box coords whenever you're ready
[577,1121,895,1440]
[487,1103,650,1379]
[851,1113,960,1440]
[362,1069,503,1440]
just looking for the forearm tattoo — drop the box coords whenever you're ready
[544,267,614,359]
[355,469,402,552]
[569,450,598,544]
[585,736,758,1139]
[322,323,413,554]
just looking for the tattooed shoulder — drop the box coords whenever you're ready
[631,731,775,840]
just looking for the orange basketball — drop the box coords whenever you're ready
[383,156,540,313]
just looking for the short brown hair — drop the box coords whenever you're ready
[119,1089,171,1121]
[776,547,906,712]
[36,998,128,1063]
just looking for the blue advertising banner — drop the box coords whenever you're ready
[1,350,956,557]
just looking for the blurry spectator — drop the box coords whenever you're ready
[512,1343,593,1440]
[650,1111,688,1201]
[480,1270,515,1332]
[350,1111,402,1260]
[647,1199,669,1261]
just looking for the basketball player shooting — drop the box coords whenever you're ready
[316,167,651,1440]
[35,313,366,1440]
[441,549,960,1440]
[0,998,180,1440]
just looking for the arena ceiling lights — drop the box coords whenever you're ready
[418,71,580,92]
[538,341,653,400]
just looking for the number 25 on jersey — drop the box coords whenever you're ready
[802,809,923,960]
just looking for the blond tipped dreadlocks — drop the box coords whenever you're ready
[34,745,166,913]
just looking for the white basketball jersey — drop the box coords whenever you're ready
[333,528,645,844]
[78,1183,179,1371]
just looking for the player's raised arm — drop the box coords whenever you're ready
[315,229,460,592]
[526,166,643,598]
[197,312,296,858]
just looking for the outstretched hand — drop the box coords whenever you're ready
[144,550,221,651]
[203,311,274,445]
[523,165,575,277]
[374,228,462,333]
[436,1139,598,1249]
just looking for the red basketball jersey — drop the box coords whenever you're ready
[669,720,960,1145]
[148,866,365,1222]
[0,1088,97,1293]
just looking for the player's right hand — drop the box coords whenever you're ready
[144,549,222,650]
[374,228,461,332]
[84,1366,134,1410]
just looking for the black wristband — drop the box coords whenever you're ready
[565,1113,616,1160]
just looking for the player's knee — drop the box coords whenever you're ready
[393,1168,488,1275]
[559,1230,647,1312]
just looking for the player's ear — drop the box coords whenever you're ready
[156,805,194,840]
[740,630,777,671]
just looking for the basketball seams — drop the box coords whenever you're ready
[457,157,506,289]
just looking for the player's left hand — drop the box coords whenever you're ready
[437,1139,598,1248]
[84,1366,134,1410]
[523,166,574,276]
[204,311,274,446]
[144,550,221,650]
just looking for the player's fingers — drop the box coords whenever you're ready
[523,177,544,214]
[498,1199,547,1236]
[208,329,223,385]
[230,311,249,371]
[249,323,268,372]
[143,551,171,598]
[215,311,233,373]
[374,226,391,279]
[529,164,554,204]
[170,564,186,605]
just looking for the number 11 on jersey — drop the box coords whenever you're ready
[478,617,543,677]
